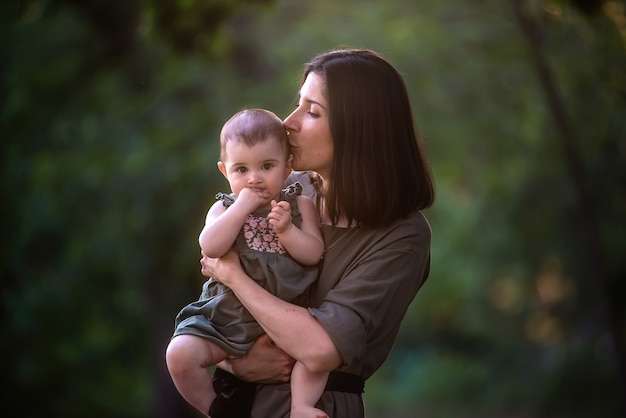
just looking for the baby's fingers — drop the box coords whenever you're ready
[273,201,291,212]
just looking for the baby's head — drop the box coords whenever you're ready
[220,109,290,162]
[218,109,292,206]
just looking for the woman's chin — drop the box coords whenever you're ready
[291,161,303,171]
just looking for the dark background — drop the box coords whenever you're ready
[2,0,625,417]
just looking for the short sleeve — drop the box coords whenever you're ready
[308,301,367,365]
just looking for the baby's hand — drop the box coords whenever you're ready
[236,187,268,212]
[267,200,292,234]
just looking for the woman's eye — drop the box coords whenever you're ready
[307,111,319,118]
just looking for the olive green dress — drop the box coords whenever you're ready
[249,208,432,417]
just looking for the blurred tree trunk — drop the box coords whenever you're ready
[512,0,626,406]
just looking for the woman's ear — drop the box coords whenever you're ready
[217,161,227,179]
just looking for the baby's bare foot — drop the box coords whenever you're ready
[290,404,329,418]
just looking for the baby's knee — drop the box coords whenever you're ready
[166,335,201,373]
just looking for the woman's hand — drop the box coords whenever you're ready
[200,248,241,286]
[217,334,296,383]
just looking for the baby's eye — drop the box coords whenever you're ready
[236,167,248,173]
[262,163,273,170]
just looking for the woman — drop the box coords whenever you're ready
[202,48,434,417]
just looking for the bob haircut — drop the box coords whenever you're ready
[219,109,290,162]
[303,49,435,227]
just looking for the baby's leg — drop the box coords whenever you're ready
[166,334,228,417]
[290,361,329,418]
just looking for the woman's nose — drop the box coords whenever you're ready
[283,110,298,134]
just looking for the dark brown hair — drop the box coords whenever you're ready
[220,109,289,161]
[303,49,435,227]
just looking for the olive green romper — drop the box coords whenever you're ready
[172,182,318,357]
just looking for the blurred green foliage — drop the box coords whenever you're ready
[2,0,625,417]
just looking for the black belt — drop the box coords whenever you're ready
[325,370,365,394]
[209,369,364,418]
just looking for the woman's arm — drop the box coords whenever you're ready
[201,250,342,374]
[216,334,295,383]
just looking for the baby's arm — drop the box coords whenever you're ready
[267,195,324,265]
[199,189,262,257]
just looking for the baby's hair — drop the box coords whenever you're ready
[220,109,289,161]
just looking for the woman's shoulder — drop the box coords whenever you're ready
[359,210,431,251]
[406,210,431,234]
[380,210,431,237]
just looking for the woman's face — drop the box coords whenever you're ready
[283,72,334,180]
